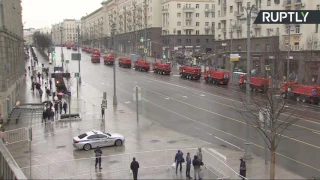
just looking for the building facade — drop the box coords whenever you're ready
[51,19,81,46]
[23,28,36,45]
[81,7,104,48]
[0,0,25,121]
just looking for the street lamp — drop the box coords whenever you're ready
[111,22,118,106]
[286,25,294,80]
[239,4,258,160]
[173,28,176,62]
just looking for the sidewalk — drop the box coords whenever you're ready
[4,48,305,179]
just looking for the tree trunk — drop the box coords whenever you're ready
[270,144,276,180]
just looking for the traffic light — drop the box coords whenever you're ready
[140,37,144,43]
[163,54,166,59]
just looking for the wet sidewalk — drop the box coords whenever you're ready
[4,48,305,179]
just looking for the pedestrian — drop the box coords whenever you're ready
[54,103,58,115]
[192,155,201,180]
[37,72,41,82]
[186,152,191,179]
[174,150,184,174]
[46,88,51,99]
[49,79,52,90]
[94,146,102,169]
[63,102,67,114]
[101,104,105,118]
[28,66,30,72]
[60,102,63,114]
[42,110,47,123]
[0,128,5,143]
[31,75,34,82]
[50,110,54,121]
[39,89,43,100]
[197,148,203,162]
[45,82,48,90]
[130,157,139,180]
[31,82,35,92]
[239,158,246,180]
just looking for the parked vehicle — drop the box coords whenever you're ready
[94,49,101,56]
[91,53,101,63]
[72,46,77,51]
[238,75,270,92]
[204,69,229,85]
[153,62,171,75]
[73,130,125,151]
[179,66,201,80]
[81,46,87,51]
[86,47,92,53]
[281,82,320,105]
[119,57,132,68]
[104,53,114,65]
[134,59,150,72]
[66,44,72,49]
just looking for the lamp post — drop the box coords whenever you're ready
[240,4,257,160]
[111,22,118,106]
[229,21,235,83]
[286,25,294,81]
[60,26,64,69]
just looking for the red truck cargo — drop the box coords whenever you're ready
[86,47,92,53]
[66,44,72,49]
[238,75,269,92]
[204,69,229,85]
[81,46,86,51]
[91,53,100,63]
[179,66,201,80]
[153,62,171,75]
[94,50,101,55]
[104,53,114,65]
[134,59,150,72]
[72,46,77,51]
[119,57,132,68]
[281,82,320,104]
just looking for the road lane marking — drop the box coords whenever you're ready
[206,132,212,136]
[313,131,320,135]
[195,127,201,130]
[182,96,188,98]
[200,94,206,97]
[172,75,180,77]
[215,136,243,151]
[208,148,227,162]
[165,97,170,100]
[125,101,131,104]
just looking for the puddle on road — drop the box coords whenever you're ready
[149,140,160,143]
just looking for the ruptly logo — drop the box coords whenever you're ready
[254,10,320,24]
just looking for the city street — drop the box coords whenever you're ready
[55,47,320,178]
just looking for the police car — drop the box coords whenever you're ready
[73,130,125,151]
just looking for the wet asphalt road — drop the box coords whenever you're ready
[55,47,320,178]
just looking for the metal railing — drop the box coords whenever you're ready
[20,148,246,179]
[0,141,27,179]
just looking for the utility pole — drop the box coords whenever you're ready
[77,25,82,84]
[144,0,148,61]
[229,22,234,84]
[287,25,291,81]
[111,22,118,106]
[60,27,64,70]
[101,92,107,132]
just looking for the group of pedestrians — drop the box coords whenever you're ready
[174,148,204,180]
[0,114,5,143]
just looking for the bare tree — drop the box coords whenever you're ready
[175,52,187,65]
[237,43,299,180]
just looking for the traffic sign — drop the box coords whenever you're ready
[65,60,69,64]
[265,65,270,71]
[74,72,80,78]
[72,53,81,60]
[133,93,142,101]
[230,54,240,62]
[133,85,141,92]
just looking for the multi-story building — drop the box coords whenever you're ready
[23,28,36,45]
[51,19,81,46]
[161,0,217,58]
[102,0,163,58]
[0,0,25,121]
[81,7,104,49]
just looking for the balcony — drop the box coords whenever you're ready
[162,8,168,12]
[252,24,261,29]
[205,26,210,30]
[221,28,226,32]
[183,24,194,29]
[234,0,243,2]
[233,24,242,30]
[283,0,292,6]
[204,8,211,13]
[185,17,192,21]
[183,6,195,12]
[234,11,243,17]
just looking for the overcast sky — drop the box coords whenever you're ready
[22,0,103,29]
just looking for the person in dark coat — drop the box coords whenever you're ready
[60,102,63,114]
[31,75,34,82]
[175,150,184,174]
[54,103,58,115]
[50,110,54,121]
[239,158,246,180]
[37,72,41,82]
[42,110,47,123]
[130,157,139,180]
[94,146,102,169]
[31,82,35,92]
[192,155,201,180]
[39,89,43,100]
[63,102,67,114]
[49,79,52,90]
[186,152,191,178]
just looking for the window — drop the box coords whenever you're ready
[196,4,199,8]
[218,0,220,5]
[266,44,270,51]
[205,4,209,9]
[238,45,241,51]
[177,22,181,26]
[177,13,181,17]
[294,42,300,50]
[88,135,99,139]
[196,13,199,17]
[98,134,108,138]
[267,0,271,6]
[196,39,200,43]
[218,11,221,17]
[295,25,300,33]
[230,6,233,13]
[205,13,209,17]
[255,44,261,51]
[205,22,209,26]
[218,23,221,29]
[206,39,209,43]
[78,133,87,139]
[0,3,3,27]
[177,4,181,8]
[177,30,181,35]
[196,22,200,26]
[196,30,199,35]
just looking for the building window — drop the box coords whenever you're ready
[230,6,233,13]
[178,39,182,44]
[196,13,199,17]
[177,13,181,17]
[266,44,270,51]
[196,30,199,35]
[196,39,200,43]
[205,13,209,17]
[206,39,209,43]
[218,11,221,17]
[177,4,181,8]
[205,4,209,9]
[196,4,199,8]
[218,23,221,29]
[294,42,299,50]
[238,45,241,51]
[218,0,220,5]
[295,25,300,33]
[267,0,271,6]
[177,22,181,26]
[177,30,181,35]
[205,22,209,26]
[196,22,200,26]
[255,44,261,51]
